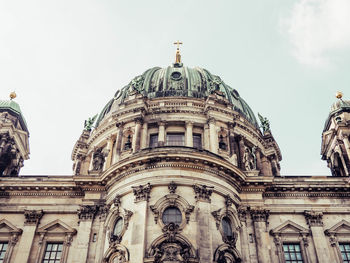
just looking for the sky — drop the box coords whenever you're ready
[1,0,350,176]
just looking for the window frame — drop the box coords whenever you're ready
[325,220,350,263]
[282,243,304,263]
[36,219,77,263]
[165,132,185,146]
[192,133,202,149]
[149,133,159,148]
[270,220,310,263]
[41,242,64,263]
[0,219,22,263]
[162,206,183,226]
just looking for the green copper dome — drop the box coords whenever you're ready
[0,99,28,132]
[96,64,259,128]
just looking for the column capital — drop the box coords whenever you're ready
[135,117,143,125]
[193,184,213,202]
[24,209,43,225]
[304,210,323,227]
[185,121,194,127]
[132,183,152,203]
[207,117,216,125]
[77,205,98,221]
[250,207,270,223]
[158,121,166,126]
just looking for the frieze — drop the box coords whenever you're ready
[193,184,214,202]
[304,210,323,227]
[132,183,152,202]
[24,209,43,225]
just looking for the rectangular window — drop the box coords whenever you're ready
[340,243,350,263]
[0,243,8,263]
[150,134,159,148]
[166,133,184,146]
[283,243,303,263]
[42,243,63,263]
[193,134,202,149]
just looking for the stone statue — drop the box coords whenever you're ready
[208,76,223,93]
[258,113,270,134]
[92,147,107,172]
[242,146,256,171]
[129,75,144,94]
[84,114,98,132]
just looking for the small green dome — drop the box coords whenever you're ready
[96,64,259,128]
[0,99,28,132]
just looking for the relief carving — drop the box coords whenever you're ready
[304,210,323,227]
[132,183,151,202]
[24,209,43,225]
[77,205,98,221]
[250,208,269,223]
[193,184,213,202]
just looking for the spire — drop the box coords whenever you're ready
[173,40,183,64]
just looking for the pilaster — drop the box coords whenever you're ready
[250,208,271,263]
[13,210,43,263]
[304,210,333,263]
[185,121,194,147]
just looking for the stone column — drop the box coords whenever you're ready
[104,135,115,169]
[238,137,245,169]
[72,205,98,263]
[185,121,194,147]
[114,123,124,162]
[208,118,218,154]
[204,123,210,151]
[140,122,148,149]
[238,207,250,263]
[158,122,166,146]
[132,119,142,152]
[131,183,151,262]
[193,184,214,262]
[14,210,43,263]
[250,208,271,263]
[304,211,333,263]
[261,155,272,176]
[255,149,262,172]
[343,135,350,166]
[94,204,110,263]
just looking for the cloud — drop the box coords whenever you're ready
[282,0,350,67]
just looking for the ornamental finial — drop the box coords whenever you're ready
[336,91,343,100]
[9,91,17,100]
[173,40,183,63]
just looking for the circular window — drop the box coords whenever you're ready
[162,206,182,225]
[171,71,182,80]
[113,217,124,236]
[222,217,233,241]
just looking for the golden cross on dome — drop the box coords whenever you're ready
[173,40,183,64]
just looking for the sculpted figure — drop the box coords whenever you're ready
[243,146,256,171]
[84,114,98,132]
[92,148,107,171]
[258,113,271,134]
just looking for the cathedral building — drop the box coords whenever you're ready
[0,47,350,263]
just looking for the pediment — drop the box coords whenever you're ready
[270,220,309,235]
[37,219,76,235]
[326,220,350,235]
[0,219,22,234]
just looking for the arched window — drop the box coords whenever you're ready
[222,217,233,241]
[113,218,124,236]
[162,207,182,225]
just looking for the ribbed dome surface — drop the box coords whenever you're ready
[96,64,258,128]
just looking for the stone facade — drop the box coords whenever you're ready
[0,64,350,263]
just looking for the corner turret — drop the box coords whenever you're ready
[0,93,29,176]
[321,92,350,176]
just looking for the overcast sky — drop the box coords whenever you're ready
[1,0,350,176]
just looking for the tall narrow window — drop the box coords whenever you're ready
[113,218,124,236]
[222,217,233,242]
[193,134,202,149]
[150,134,159,148]
[0,243,8,263]
[340,243,350,263]
[166,133,184,146]
[283,243,303,263]
[42,243,63,263]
